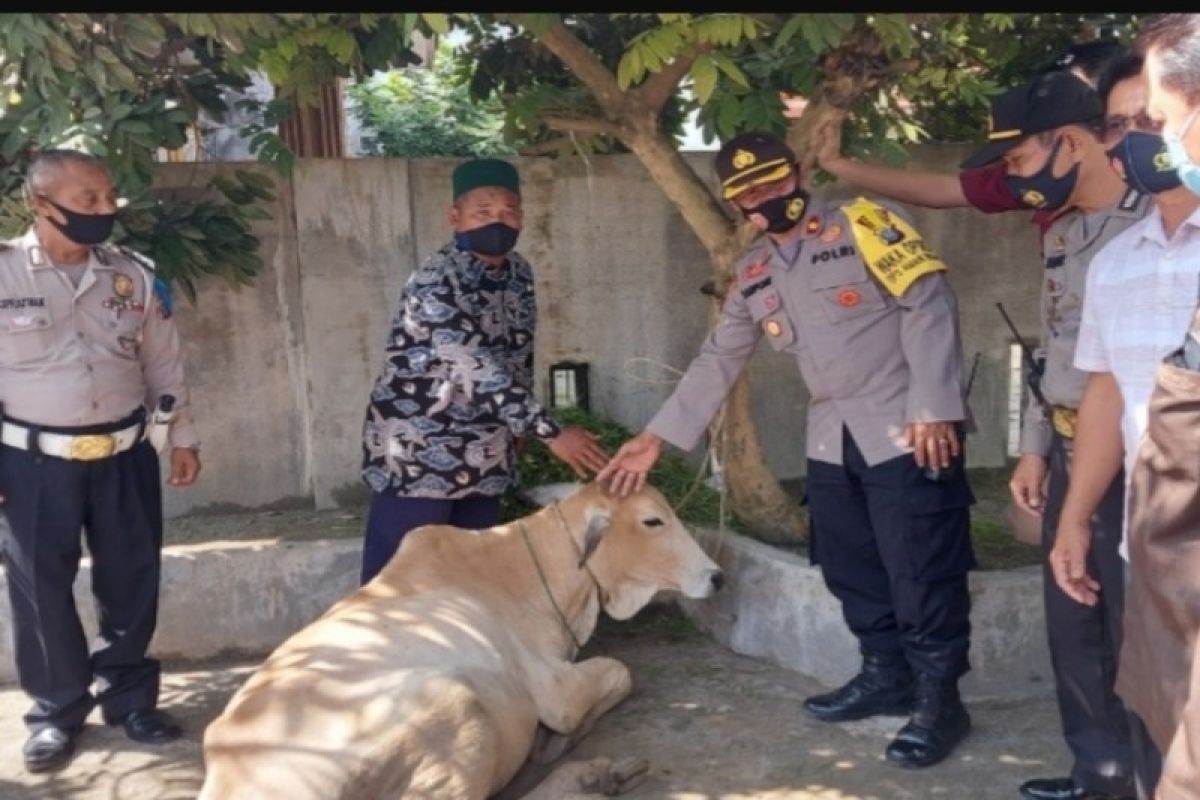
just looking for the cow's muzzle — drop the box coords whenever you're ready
[709,570,725,592]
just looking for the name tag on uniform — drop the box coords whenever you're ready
[0,297,46,310]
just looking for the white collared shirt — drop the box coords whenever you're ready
[1076,203,1200,554]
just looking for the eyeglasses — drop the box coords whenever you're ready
[1104,112,1165,140]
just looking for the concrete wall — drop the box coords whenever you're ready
[158,148,1042,517]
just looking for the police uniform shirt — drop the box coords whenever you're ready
[1019,188,1152,456]
[0,229,198,447]
[648,197,967,467]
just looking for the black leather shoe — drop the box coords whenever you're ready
[884,675,970,768]
[1020,778,1134,800]
[23,725,80,773]
[1020,777,1085,800]
[112,708,182,744]
[804,651,914,722]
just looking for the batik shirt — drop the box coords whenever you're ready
[361,242,561,499]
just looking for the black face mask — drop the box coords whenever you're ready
[454,222,520,257]
[741,185,809,233]
[1107,131,1183,195]
[1004,137,1080,211]
[41,197,117,245]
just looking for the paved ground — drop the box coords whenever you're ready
[0,608,1067,800]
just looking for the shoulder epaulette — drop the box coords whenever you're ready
[113,244,156,272]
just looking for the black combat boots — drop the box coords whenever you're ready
[803,650,915,722]
[884,672,971,768]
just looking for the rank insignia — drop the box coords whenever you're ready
[764,319,783,337]
[741,259,769,282]
[820,223,843,243]
[113,273,135,299]
[804,214,823,237]
[837,289,862,308]
[732,149,757,169]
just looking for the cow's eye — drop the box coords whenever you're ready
[643,517,665,528]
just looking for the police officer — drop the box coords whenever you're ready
[0,150,201,772]
[359,157,608,585]
[599,132,976,768]
[960,73,1152,800]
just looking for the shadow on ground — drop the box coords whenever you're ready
[0,607,1066,800]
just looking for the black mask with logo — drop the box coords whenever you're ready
[454,222,520,257]
[1004,137,1080,211]
[1107,131,1183,195]
[41,197,116,245]
[741,185,810,234]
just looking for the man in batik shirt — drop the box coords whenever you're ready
[359,158,608,583]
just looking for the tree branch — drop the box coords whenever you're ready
[635,44,711,112]
[541,114,620,138]
[533,19,627,114]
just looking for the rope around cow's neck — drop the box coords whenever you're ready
[550,501,608,605]
[517,519,591,657]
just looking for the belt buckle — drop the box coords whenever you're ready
[68,434,116,461]
[1051,407,1077,439]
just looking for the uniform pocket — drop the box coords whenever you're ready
[808,258,887,324]
[902,473,977,581]
[0,312,54,365]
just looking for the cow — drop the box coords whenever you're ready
[197,482,724,799]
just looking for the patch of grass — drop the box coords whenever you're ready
[587,604,703,648]
[501,406,742,532]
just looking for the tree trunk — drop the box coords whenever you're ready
[621,124,807,542]
[531,24,809,542]
[716,371,809,543]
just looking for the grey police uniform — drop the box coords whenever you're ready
[0,229,196,734]
[649,197,976,683]
[1021,188,1151,797]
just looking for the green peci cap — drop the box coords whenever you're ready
[452,158,520,199]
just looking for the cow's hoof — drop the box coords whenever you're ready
[606,757,649,795]
[579,756,649,796]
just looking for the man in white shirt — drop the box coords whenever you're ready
[1050,52,1200,800]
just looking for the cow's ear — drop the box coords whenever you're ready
[580,506,612,568]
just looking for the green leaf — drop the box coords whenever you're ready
[690,55,718,105]
[709,51,749,89]
[421,13,449,35]
[775,16,805,50]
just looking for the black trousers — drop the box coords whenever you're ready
[0,439,163,733]
[808,427,975,683]
[1042,432,1135,796]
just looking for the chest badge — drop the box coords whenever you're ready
[764,319,783,337]
[820,223,843,244]
[763,291,781,312]
[112,273,135,298]
[837,289,862,308]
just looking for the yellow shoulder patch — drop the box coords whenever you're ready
[843,197,946,297]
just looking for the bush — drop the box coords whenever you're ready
[500,406,743,533]
[347,43,513,158]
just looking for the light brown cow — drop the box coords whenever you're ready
[197,483,723,799]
